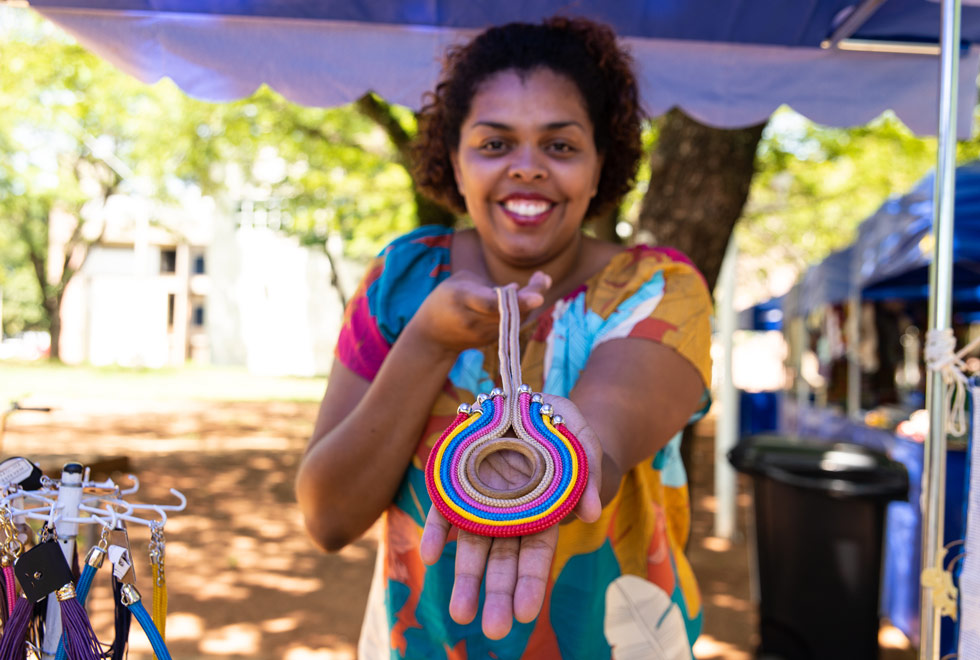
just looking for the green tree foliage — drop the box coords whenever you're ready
[0,13,137,352]
[0,9,427,339]
[148,87,423,262]
[737,107,980,297]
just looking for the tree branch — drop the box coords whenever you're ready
[354,93,412,168]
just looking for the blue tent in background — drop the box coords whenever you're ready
[857,162,980,304]
[752,161,980,327]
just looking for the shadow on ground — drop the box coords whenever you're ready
[4,401,917,659]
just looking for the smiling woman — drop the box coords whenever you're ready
[296,16,713,660]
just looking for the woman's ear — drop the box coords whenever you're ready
[591,153,605,198]
[450,151,464,198]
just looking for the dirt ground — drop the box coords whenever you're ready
[1,399,915,659]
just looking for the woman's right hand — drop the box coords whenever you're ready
[409,270,552,356]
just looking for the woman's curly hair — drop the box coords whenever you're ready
[413,17,643,220]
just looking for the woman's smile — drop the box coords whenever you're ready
[499,192,556,226]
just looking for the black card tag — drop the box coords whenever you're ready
[14,542,72,602]
[0,457,43,491]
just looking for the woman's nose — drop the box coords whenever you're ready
[508,146,547,181]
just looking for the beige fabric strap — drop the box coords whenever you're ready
[496,285,523,397]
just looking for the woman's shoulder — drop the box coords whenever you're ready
[585,243,710,313]
[367,225,454,343]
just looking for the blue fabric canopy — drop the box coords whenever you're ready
[801,246,856,314]
[25,0,980,44]
[857,162,980,302]
[21,0,980,135]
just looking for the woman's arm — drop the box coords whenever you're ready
[297,326,459,552]
[571,336,705,505]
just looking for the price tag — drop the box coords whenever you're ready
[0,457,43,491]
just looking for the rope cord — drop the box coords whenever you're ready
[924,328,973,436]
[126,598,171,660]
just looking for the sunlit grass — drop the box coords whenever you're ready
[0,360,326,405]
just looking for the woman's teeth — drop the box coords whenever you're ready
[504,199,551,217]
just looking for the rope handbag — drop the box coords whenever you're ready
[424,284,589,537]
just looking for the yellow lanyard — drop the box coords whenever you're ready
[149,523,167,650]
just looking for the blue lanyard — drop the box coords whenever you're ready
[120,584,172,660]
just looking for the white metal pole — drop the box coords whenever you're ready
[41,463,84,659]
[920,0,960,655]
[715,238,739,540]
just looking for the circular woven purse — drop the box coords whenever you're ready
[424,285,589,537]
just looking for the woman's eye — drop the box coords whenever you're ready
[479,139,507,152]
[549,141,576,154]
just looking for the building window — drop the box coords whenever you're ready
[192,304,205,327]
[167,294,175,329]
[193,254,206,275]
[161,249,177,274]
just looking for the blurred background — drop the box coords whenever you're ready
[3,2,979,658]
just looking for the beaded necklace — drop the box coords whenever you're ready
[424,284,589,537]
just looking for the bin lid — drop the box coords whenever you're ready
[728,434,909,500]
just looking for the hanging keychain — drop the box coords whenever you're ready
[148,520,167,653]
[106,523,173,660]
[54,524,109,660]
[425,285,589,537]
[0,508,23,619]
[107,523,134,660]
[107,527,172,660]
[12,541,102,660]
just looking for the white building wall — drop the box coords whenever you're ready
[59,205,359,376]
[207,219,356,377]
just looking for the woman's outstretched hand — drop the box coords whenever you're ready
[410,270,552,357]
[419,394,603,640]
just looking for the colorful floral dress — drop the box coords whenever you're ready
[338,226,713,660]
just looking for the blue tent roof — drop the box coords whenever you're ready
[800,246,855,314]
[21,0,980,135]
[26,0,980,45]
[856,162,980,301]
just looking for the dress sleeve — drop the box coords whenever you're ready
[333,226,453,382]
[591,247,713,388]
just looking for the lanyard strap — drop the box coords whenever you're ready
[149,523,167,653]
[121,585,172,660]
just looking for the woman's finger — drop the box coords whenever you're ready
[539,393,603,523]
[482,537,520,639]
[449,530,492,625]
[454,275,500,315]
[420,506,452,565]
[513,525,559,623]
[517,271,552,312]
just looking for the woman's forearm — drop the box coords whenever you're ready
[297,325,459,551]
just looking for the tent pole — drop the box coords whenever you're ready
[920,0,960,656]
[714,237,738,540]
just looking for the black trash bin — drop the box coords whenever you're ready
[728,435,908,660]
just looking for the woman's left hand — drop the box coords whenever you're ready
[419,394,603,639]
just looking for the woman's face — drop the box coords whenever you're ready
[451,68,603,272]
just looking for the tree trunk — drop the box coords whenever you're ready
[638,108,766,291]
[638,109,766,511]
[415,191,457,228]
[591,206,622,244]
[45,296,61,361]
